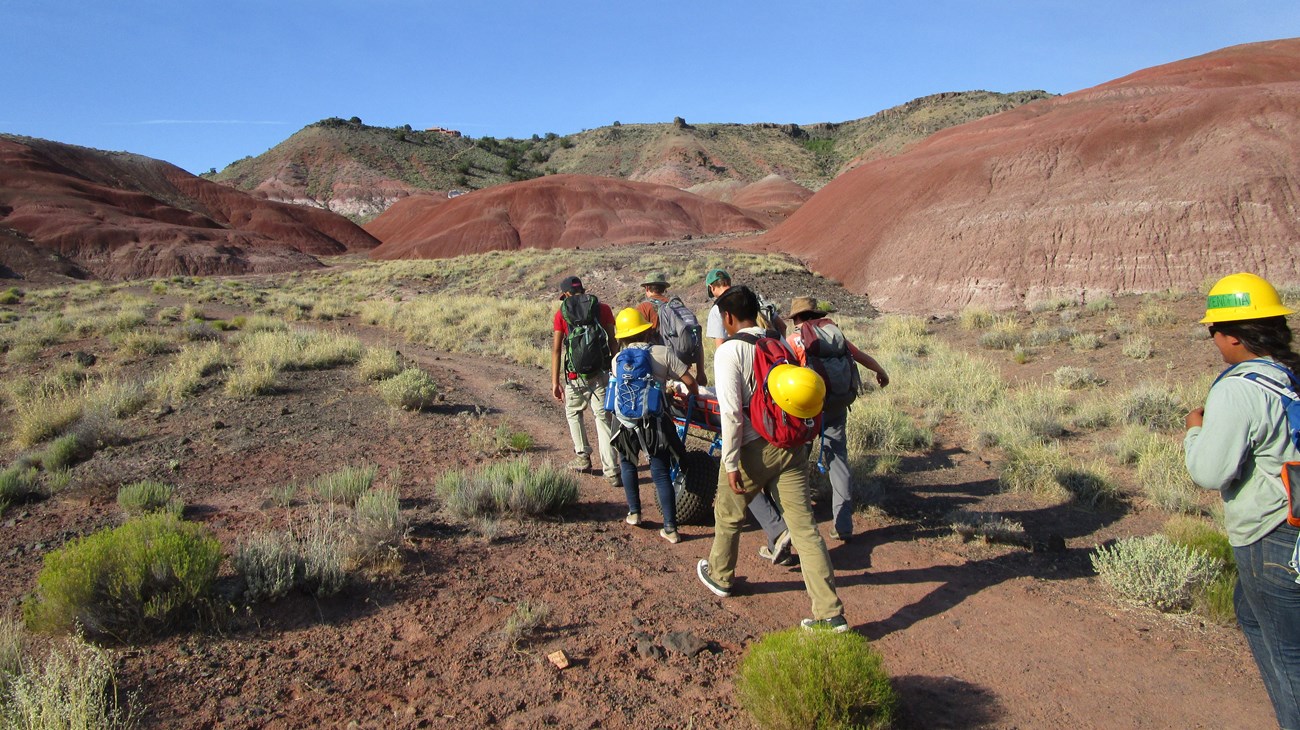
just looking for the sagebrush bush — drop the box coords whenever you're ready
[233,531,300,603]
[24,513,222,638]
[998,442,1070,501]
[1,635,133,729]
[37,433,88,472]
[437,458,579,519]
[1085,296,1115,312]
[1053,366,1104,390]
[312,465,377,505]
[116,481,175,515]
[1091,534,1222,612]
[737,628,897,730]
[1163,515,1236,623]
[376,367,438,410]
[1122,335,1155,360]
[1120,384,1183,429]
[949,510,1026,545]
[1,467,42,511]
[978,320,1022,351]
[1069,332,1104,351]
[1027,325,1077,347]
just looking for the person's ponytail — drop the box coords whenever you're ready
[1219,316,1300,376]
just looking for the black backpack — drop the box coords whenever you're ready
[561,294,611,376]
[798,319,861,412]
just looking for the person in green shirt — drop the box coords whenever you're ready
[1184,272,1300,729]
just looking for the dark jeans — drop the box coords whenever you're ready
[621,453,676,531]
[1233,521,1300,729]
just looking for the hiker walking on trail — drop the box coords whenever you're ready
[696,285,847,632]
[704,268,785,346]
[1184,273,1300,729]
[637,272,707,386]
[787,296,889,542]
[551,275,621,487]
[608,308,697,544]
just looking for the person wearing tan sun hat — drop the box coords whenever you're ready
[1184,272,1299,728]
[785,296,889,542]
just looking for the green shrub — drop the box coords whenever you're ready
[1122,335,1155,360]
[1085,296,1115,312]
[116,481,175,515]
[1,467,43,512]
[376,367,438,410]
[958,307,995,330]
[437,458,579,519]
[737,627,897,730]
[1026,325,1077,347]
[1138,302,1176,327]
[0,290,20,306]
[24,514,222,638]
[1,635,133,729]
[1069,332,1104,351]
[1120,384,1183,429]
[1163,515,1236,623]
[312,465,377,505]
[36,433,88,472]
[1091,534,1222,612]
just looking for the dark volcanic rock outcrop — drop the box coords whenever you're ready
[0,135,380,279]
[368,174,766,259]
[746,39,1300,312]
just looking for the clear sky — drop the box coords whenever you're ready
[3,1,1297,174]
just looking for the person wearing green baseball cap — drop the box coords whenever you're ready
[703,268,785,347]
[1185,272,1299,728]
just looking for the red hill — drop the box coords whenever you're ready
[745,39,1300,312]
[0,135,379,279]
[368,174,766,259]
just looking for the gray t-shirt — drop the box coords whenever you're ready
[706,304,724,340]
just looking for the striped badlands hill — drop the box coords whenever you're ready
[367,174,766,259]
[744,39,1300,313]
[0,135,378,279]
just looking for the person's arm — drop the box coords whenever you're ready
[694,348,708,387]
[772,314,787,337]
[714,342,746,492]
[1184,381,1257,491]
[551,330,565,401]
[848,342,889,388]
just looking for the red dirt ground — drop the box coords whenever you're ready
[0,284,1278,729]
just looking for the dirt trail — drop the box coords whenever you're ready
[334,317,1275,728]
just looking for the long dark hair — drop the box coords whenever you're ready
[1216,316,1300,374]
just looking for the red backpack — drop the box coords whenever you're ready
[733,333,822,448]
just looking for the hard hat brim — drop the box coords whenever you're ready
[1199,303,1295,324]
[615,322,654,339]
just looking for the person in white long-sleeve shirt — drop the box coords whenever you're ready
[695,285,847,632]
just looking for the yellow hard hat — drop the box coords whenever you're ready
[1200,273,1295,324]
[767,364,826,419]
[615,308,653,339]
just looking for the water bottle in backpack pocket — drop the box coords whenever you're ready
[605,346,663,428]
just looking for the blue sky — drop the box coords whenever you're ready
[3,1,1297,174]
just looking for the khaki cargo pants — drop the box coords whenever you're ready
[707,438,844,620]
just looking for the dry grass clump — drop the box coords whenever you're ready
[1122,335,1155,360]
[1069,332,1104,351]
[1119,384,1183,429]
[958,307,995,330]
[311,464,378,505]
[1,634,134,729]
[224,361,277,397]
[436,458,579,519]
[975,388,1069,449]
[1028,295,1078,314]
[502,600,551,648]
[0,467,42,514]
[1026,325,1077,347]
[1136,436,1200,513]
[948,510,1027,545]
[1053,366,1105,390]
[1091,534,1222,612]
[116,481,178,516]
[1085,296,1115,312]
[111,331,174,357]
[235,329,362,372]
[1137,302,1176,327]
[154,342,227,401]
[357,347,403,381]
[976,317,1022,351]
[737,628,897,730]
[351,487,408,565]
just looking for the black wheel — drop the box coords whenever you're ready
[673,449,718,526]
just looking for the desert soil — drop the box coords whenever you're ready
[0,279,1277,729]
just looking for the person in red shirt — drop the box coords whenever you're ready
[785,296,889,542]
[550,275,620,486]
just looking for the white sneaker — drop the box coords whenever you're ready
[625,512,641,526]
[770,530,793,564]
[660,528,680,544]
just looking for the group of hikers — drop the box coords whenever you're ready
[550,267,1300,726]
[549,268,888,633]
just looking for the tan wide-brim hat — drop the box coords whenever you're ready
[641,272,670,287]
[789,296,822,319]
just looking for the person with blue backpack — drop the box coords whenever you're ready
[1184,272,1300,729]
[608,308,697,543]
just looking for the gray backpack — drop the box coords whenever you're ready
[653,296,702,364]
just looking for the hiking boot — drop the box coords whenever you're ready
[696,559,731,597]
[567,454,592,472]
[660,528,680,544]
[759,546,800,566]
[829,529,852,543]
[606,474,622,488]
[770,530,792,564]
[800,615,850,633]
[626,512,641,526]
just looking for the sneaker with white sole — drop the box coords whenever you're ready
[800,615,850,633]
[660,528,680,544]
[759,546,799,566]
[696,559,731,597]
[625,512,641,526]
[770,530,792,564]
[567,454,592,472]
[606,474,622,488]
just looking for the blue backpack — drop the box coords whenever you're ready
[1215,359,1300,450]
[605,346,663,427]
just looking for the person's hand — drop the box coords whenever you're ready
[727,470,746,495]
[1185,407,1205,429]
[875,369,889,388]
[552,382,564,402]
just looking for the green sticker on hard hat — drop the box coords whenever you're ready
[1207,292,1251,310]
